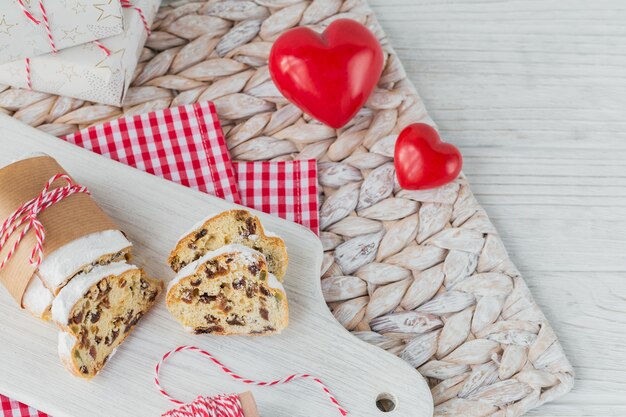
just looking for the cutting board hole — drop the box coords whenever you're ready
[376,392,397,412]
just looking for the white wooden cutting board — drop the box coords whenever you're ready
[0,115,433,417]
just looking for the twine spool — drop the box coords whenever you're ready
[155,345,348,417]
[162,393,248,417]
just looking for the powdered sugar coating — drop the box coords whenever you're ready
[177,211,220,242]
[38,230,132,293]
[22,274,53,318]
[264,230,280,238]
[167,244,265,294]
[51,261,137,325]
[267,273,285,295]
[178,210,282,243]
[58,331,77,364]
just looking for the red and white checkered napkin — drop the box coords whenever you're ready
[234,160,319,234]
[1,395,46,417]
[63,101,241,204]
[61,101,319,233]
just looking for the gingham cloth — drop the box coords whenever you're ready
[61,101,319,233]
[63,101,242,204]
[234,161,319,234]
[0,395,47,417]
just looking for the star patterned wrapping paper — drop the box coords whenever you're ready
[0,0,160,106]
[0,0,124,64]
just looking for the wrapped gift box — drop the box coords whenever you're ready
[0,0,124,64]
[0,0,159,106]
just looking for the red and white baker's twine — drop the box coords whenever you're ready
[93,40,112,57]
[25,57,33,90]
[17,0,57,89]
[16,0,57,53]
[162,394,246,417]
[0,174,90,272]
[121,0,152,35]
[16,0,39,24]
[155,345,348,417]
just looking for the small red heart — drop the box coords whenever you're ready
[394,123,463,190]
[269,19,384,129]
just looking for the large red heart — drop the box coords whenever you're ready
[394,123,463,190]
[269,19,384,129]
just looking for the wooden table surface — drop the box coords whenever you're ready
[366,0,625,415]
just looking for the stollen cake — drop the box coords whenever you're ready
[166,244,288,336]
[51,262,162,378]
[20,230,132,320]
[22,274,54,320]
[168,210,288,280]
[37,229,132,295]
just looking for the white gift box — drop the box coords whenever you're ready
[0,0,125,64]
[0,0,160,106]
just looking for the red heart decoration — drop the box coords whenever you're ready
[394,123,463,190]
[269,19,384,129]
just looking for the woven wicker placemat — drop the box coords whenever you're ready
[0,1,574,415]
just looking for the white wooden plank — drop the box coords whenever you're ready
[0,115,432,417]
[367,0,626,415]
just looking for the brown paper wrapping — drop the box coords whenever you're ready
[0,156,118,306]
[239,392,260,417]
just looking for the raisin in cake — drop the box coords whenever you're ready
[168,210,288,280]
[166,244,288,336]
[51,262,162,378]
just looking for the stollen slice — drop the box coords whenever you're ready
[21,230,132,320]
[168,210,288,281]
[166,244,288,336]
[51,262,162,378]
[35,229,132,295]
[22,274,54,320]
